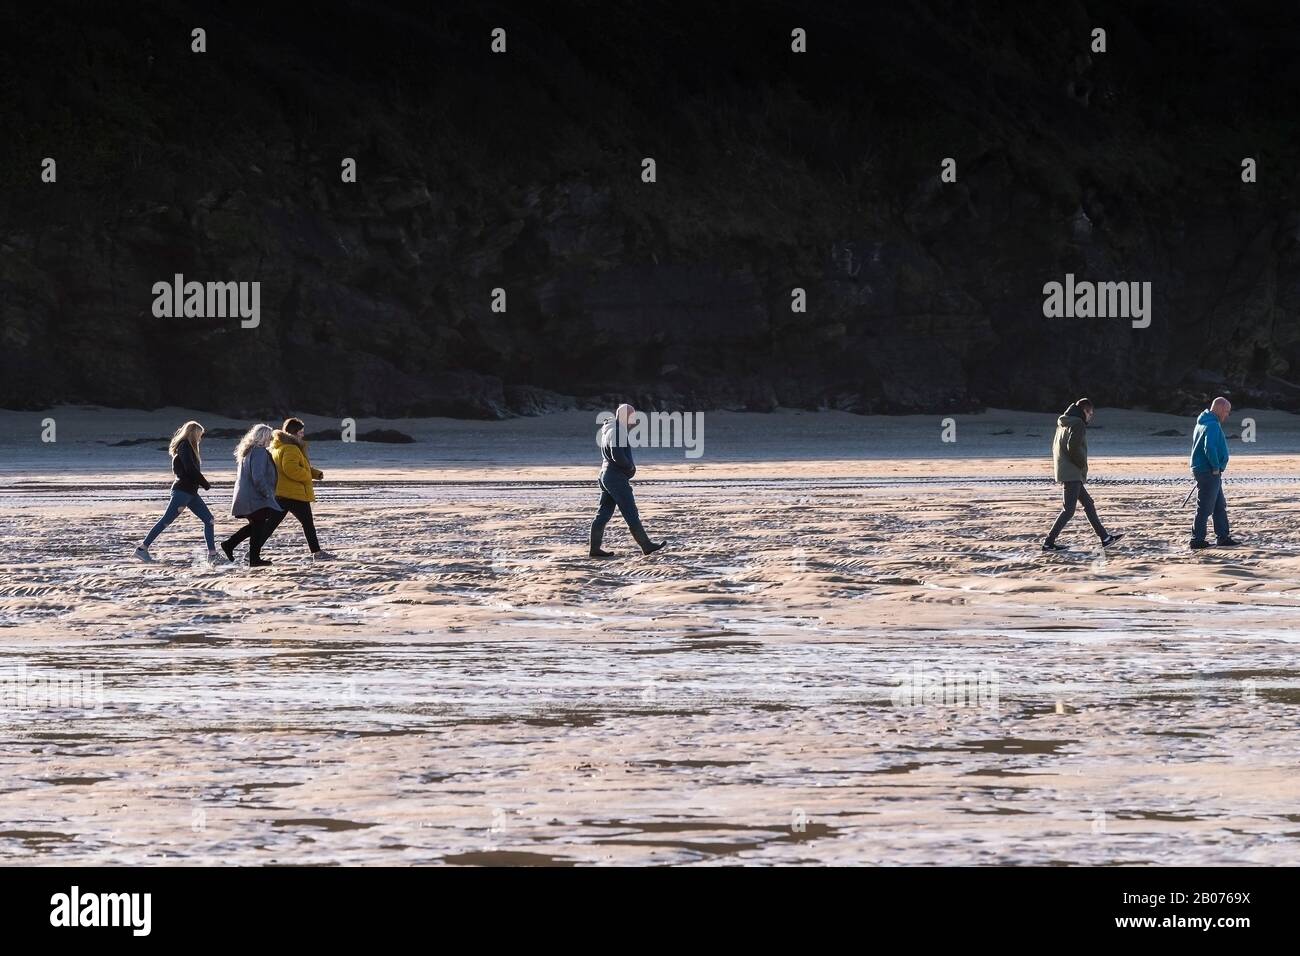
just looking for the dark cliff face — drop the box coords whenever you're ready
[2,0,1299,418]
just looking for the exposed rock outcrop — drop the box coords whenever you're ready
[2,1,1298,417]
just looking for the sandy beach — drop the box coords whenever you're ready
[2,406,1299,865]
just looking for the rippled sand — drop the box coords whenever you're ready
[2,408,1300,864]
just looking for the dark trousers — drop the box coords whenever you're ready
[223,507,278,561]
[1192,470,1230,543]
[591,469,651,550]
[263,497,321,553]
[1046,480,1107,544]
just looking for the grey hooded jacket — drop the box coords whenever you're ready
[230,445,283,518]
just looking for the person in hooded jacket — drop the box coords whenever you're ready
[1042,398,1123,551]
[220,423,282,567]
[262,418,335,560]
[1188,396,1239,550]
[589,403,666,558]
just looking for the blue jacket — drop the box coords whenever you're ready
[1190,410,1230,474]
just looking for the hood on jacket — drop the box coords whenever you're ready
[1197,409,1220,428]
[1058,404,1086,428]
[272,429,306,449]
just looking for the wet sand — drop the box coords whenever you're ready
[1,408,1299,864]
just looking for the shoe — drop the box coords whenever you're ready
[1190,539,1211,550]
[133,547,153,562]
[1216,537,1240,547]
[640,541,667,556]
[249,558,273,567]
[589,548,615,558]
[1101,533,1124,548]
[208,548,228,563]
[311,550,336,561]
[1041,541,1066,552]
[220,540,235,562]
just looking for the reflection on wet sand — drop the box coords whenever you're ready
[2,470,1300,864]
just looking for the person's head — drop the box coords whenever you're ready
[234,423,274,460]
[168,420,204,460]
[1075,398,1094,424]
[282,417,306,437]
[1210,396,1232,423]
[615,403,635,428]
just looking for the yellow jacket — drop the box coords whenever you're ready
[270,430,322,502]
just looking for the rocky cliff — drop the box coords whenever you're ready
[2,0,1299,418]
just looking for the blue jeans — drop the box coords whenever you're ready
[1192,470,1230,543]
[591,468,651,550]
[143,489,215,550]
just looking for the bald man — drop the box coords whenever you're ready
[1189,396,1239,549]
[589,404,666,558]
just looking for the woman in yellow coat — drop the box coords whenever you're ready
[263,417,334,560]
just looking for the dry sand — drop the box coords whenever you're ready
[1,406,1299,865]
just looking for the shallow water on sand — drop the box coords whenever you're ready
[1,473,1299,864]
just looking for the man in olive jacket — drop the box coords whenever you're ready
[1043,398,1123,551]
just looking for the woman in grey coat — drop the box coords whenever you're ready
[220,424,283,567]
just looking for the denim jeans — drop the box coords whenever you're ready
[143,489,215,550]
[1192,470,1230,543]
[591,468,650,550]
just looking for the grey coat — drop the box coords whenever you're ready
[230,446,282,518]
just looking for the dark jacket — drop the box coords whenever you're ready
[1051,404,1088,483]
[171,441,211,495]
[599,419,636,479]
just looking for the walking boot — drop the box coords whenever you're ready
[589,523,614,558]
[632,527,666,556]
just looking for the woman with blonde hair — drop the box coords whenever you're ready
[220,424,283,567]
[135,420,220,562]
